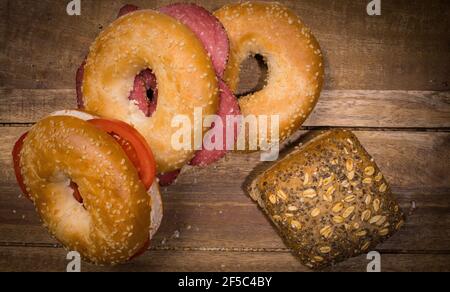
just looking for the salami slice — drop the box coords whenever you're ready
[75,60,85,109]
[159,3,229,77]
[157,170,181,187]
[76,4,239,185]
[117,4,139,18]
[190,80,241,166]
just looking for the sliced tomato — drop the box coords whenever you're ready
[12,132,29,198]
[88,119,156,189]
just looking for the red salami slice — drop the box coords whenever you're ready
[76,3,239,185]
[139,69,158,115]
[75,60,85,109]
[190,80,241,166]
[117,4,139,18]
[157,170,181,187]
[129,69,158,117]
[159,3,229,77]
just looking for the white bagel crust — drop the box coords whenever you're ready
[50,109,97,121]
[148,182,163,238]
[20,116,152,265]
[82,10,219,173]
[215,2,324,150]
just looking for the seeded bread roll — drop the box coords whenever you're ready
[247,130,405,269]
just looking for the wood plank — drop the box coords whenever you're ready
[1,127,449,251]
[1,0,449,90]
[1,192,449,251]
[0,246,449,272]
[1,89,449,128]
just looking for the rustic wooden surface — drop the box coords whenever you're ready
[0,0,449,272]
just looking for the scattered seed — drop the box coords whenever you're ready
[365,194,372,205]
[323,175,334,186]
[332,202,344,213]
[356,230,367,237]
[311,208,321,217]
[343,206,355,218]
[288,205,298,212]
[346,159,354,171]
[333,216,344,224]
[268,194,277,204]
[375,173,383,182]
[379,228,390,236]
[319,246,331,254]
[303,173,310,186]
[363,178,372,184]
[320,225,333,238]
[344,195,356,203]
[376,216,387,226]
[379,183,387,193]
[361,210,371,221]
[318,178,323,187]
[277,189,288,201]
[364,166,375,176]
[303,188,317,198]
[370,215,382,224]
[272,215,282,222]
[323,191,333,202]
[347,170,355,180]
[291,220,302,230]
[326,186,336,197]
[314,256,324,262]
[361,241,371,251]
[373,199,381,212]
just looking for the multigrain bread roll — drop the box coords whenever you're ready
[247,130,405,269]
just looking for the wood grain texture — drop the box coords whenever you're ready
[0,246,449,272]
[1,0,449,90]
[1,0,449,272]
[1,89,449,128]
[1,128,449,256]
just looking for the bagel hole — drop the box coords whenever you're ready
[236,54,268,97]
[146,88,156,103]
[130,69,158,117]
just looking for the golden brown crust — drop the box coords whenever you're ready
[82,10,219,173]
[248,130,405,269]
[215,2,324,150]
[20,116,151,265]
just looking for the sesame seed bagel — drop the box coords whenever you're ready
[82,10,219,173]
[49,110,163,240]
[20,116,152,265]
[215,2,324,151]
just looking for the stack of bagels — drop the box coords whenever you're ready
[12,1,403,269]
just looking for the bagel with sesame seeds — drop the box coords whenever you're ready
[12,112,163,265]
[81,9,220,173]
[214,2,324,151]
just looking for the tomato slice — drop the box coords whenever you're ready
[12,132,29,198]
[88,119,156,189]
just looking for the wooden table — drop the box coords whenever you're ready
[1,0,449,272]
